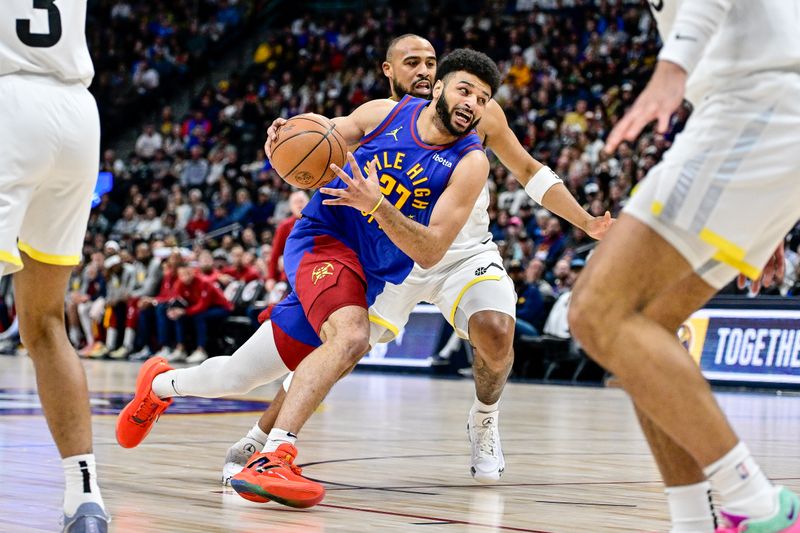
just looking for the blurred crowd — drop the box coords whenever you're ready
[1,2,798,372]
[87,0,256,138]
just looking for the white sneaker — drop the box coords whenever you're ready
[467,409,505,484]
[185,348,208,364]
[108,346,130,360]
[221,437,262,485]
[129,346,152,362]
[154,346,171,359]
[166,348,187,362]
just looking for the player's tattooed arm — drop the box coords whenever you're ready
[323,151,488,269]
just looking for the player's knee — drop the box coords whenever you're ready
[568,289,612,362]
[340,329,370,362]
[469,311,514,363]
[18,310,65,354]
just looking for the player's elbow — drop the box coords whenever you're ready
[416,249,445,270]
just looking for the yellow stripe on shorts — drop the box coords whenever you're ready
[368,314,399,338]
[449,275,502,327]
[18,241,80,266]
[0,250,23,267]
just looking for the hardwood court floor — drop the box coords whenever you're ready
[0,356,798,533]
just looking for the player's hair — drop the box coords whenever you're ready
[435,49,500,97]
[385,33,426,62]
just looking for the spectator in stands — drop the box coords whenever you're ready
[165,261,233,363]
[135,124,163,160]
[265,191,308,293]
[180,145,210,189]
[136,206,163,240]
[186,205,211,238]
[229,188,254,226]
[220,245,260,285]
[130,249,182,361]
[109,243,163,359]
[76,262,107,356]
[93,254,137,358]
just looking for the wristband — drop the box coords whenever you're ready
[524,166,563,204]
[366,195,384,215]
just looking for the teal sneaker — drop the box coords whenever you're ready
[716,487,800,533]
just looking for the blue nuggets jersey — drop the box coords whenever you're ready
[293,95,484,296]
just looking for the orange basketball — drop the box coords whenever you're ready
[269,114,347,190]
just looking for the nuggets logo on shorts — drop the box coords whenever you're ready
[311,262,335,285]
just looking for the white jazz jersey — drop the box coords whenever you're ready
[1,0,94,86]
[436,183,497,266]
[650,0,800,105]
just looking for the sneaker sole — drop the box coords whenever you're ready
[230,478,324,508]
[222,463,245,486]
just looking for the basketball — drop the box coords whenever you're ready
[269,114,347,189]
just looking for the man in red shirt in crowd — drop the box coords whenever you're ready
[220,245,261,285]
[166,261,233,363]
[265,191,308,293]
[196,249,221,286]
[130,249,183,362]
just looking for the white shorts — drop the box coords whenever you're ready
[625,72,800,289]
[0,73,100,276]
[369,249,517,345]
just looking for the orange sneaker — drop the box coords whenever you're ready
[115,356,173,448]
[230,443,325,508]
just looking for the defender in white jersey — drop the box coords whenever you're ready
[1,2,109,531]
[571,1,800,532]
[214,34,612,486]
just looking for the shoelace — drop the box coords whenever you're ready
[131,397,162,425]
[249,452,304,476]
[276,452,303,476]
[474,423,499,457]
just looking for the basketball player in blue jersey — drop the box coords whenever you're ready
[1,2,109,531]
[117,49,502,508]
[220,33,615,488]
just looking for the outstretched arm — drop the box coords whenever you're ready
[321,151,489,269]
[482,100,612,240]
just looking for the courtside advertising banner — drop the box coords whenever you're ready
[680,309,800,385]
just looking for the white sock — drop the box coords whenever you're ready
[69,326,82,347]
[152,370,181,398]
[105,328,118,350]
[666,481,716,533]
[62,454,105,515]
[247,423,269,447]
[263,428,297,453]
[122,327,136,350]
[471,396,499,414]
[704,442,775,519]
[152,321,289,399]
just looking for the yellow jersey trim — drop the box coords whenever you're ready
[0,250,22,267]
[368,314,399,338]
[712,250,761,281]
[449,275,503,326]
[698,228,746,262]
[18,241,80,266]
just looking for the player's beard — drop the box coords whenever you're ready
[392,78,433,100]
[435,92,479,137]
